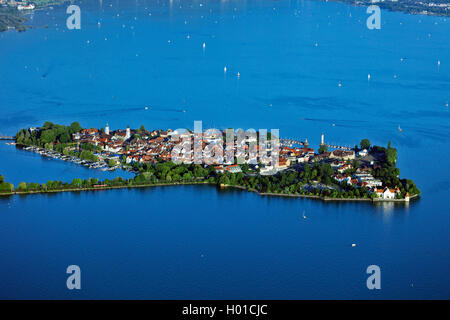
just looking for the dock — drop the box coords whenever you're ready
[280,138,305,147]
[324,143,352,151]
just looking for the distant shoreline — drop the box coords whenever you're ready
[0,0,68,32]
[322,0,450,17]
[1,0,448,34]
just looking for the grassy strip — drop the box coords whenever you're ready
[1,181,419,204]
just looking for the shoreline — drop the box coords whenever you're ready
[2,0,448,34]
[0,0,68,32]
[0,181,419,204]
[6,122,421,205]
[323,0,450,17]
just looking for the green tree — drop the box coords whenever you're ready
[80,150,98,162]
[386,142,397,165]
[318,145,328,154]
[40,130,56,144]
[69,122,82,133]
[360,139,370,150]
[59,132,71,143]
[17,182,27,192]
[108,159,117,167]
[42,121,54,130]
[71,178,82,188]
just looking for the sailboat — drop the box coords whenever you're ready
[398,125,402,133]
[302,210,307,220]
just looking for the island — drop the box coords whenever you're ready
[0,121,421,204]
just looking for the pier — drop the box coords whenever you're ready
[280,138,306,147]
[324,144,352,151]
[0,135,14,140]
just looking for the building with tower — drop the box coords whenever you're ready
[105,123,110,135]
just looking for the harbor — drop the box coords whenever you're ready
[19,145,138,173]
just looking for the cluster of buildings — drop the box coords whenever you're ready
[277,135,403,200]
[71,126,403,199]
[73,124,174,165]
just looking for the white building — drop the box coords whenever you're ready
[358,149,368,157]
[374,187,400,200]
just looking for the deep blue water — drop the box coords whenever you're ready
[0,0,449,299]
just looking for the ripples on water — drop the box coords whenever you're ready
[0,0,449,299]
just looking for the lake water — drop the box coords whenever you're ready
[0,0,449,299]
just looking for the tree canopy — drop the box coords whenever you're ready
[360,139,370,150]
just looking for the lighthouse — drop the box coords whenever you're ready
[105,123,110,135]
[126,125,131,140]
[321,133,325,145]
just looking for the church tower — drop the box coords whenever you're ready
[105,123,110,135]
[320,133,325,145]
[126,125,131,140]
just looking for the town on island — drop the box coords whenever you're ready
[0,121,421,203]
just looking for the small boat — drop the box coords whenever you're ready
[351,243,356,247]
[398,125,403,133]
